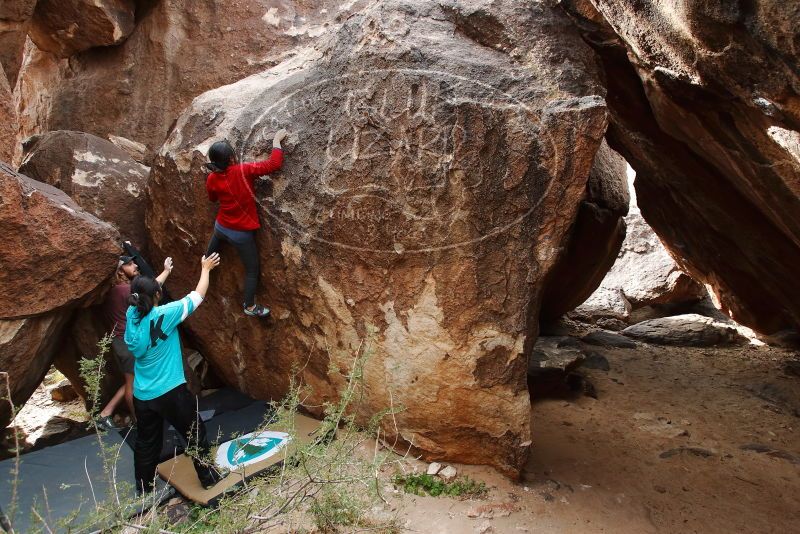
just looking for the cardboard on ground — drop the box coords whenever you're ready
[156,413,323,505]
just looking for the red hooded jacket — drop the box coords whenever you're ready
[206,148,283,231]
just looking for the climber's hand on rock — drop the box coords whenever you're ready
[163,257,173,272]
[273,128,288,148]
[201,253,220,272]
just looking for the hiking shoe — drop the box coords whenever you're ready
[198,466,225,489]
[95,415,119,431]
[243,304,270,318]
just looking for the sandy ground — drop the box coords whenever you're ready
[391,341,800,533]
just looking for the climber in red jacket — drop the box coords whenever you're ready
[204,129,288,317]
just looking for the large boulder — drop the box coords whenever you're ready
[0,0,35,86]
[0,163,120,426]
[561,1,800,334]
[19,130,150,245]
[0,162,119,319]
[15,0,370,163]
[539,139,629,319]
[27,0,136,58]
[572,174,705,324]
[146,0,608,476]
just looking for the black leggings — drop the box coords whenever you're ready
[205,227,260,307]
[133,383,216,493]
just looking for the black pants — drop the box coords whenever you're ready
[133,383,216,492]
[205,228,260,308]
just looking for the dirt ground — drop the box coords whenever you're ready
[390,341,800,533]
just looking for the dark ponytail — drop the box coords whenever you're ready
[205,140,235,172]
[128,276,161,324]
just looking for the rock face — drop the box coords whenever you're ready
[0,312,71,428]
[19,130,150,245]
[622,314,748,347]
[0,0,35,85]
[561,1,800,334]
[609,207,704,308]
[572,172,705,324]
[15,0,370,163]
[146,0,607,476]
[0,163,120,427]
[540,139,629,319]
[0,63,17,163]
[27,0,136,58]
[0,162,119,318]
[53,307,124,406]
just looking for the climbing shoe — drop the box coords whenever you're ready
[198,466,225,489]
[95,415,119,431]
[243,304,270,318]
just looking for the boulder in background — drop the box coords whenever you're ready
[19,130,149,247]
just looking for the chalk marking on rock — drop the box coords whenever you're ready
[71,169,103,187]
[262,7,281,26]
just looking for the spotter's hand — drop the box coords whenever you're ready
[201,253,221,272]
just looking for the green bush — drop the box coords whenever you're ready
[392,473,488,498]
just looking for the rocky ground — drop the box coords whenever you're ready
[115,329,800,533]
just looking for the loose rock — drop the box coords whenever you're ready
[622,314,748,347]
[426,462,443,476]
[659,447,716,459]
[467,502,517,519]
[582,352,610,372]
[439,465,458,482]
[50,380,78,402]
[581,330,636,349]
[529,337,586,375]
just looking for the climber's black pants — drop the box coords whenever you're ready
[133,383,214,493]
[205,227,260,308]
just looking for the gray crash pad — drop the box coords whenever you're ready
[0,430,170,533]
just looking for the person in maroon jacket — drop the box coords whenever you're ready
[204,128,288,317]
[95,251,174,430]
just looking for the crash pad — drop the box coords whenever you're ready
[156,413,323,506]
[0,430,171,533]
